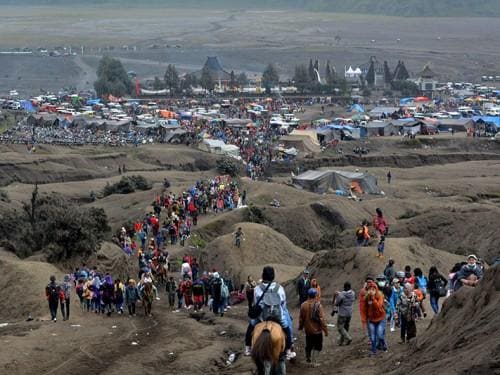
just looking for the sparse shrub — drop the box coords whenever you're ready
[102,175,152,197]
[216,157,240,177]
[0,190,9,202]
[397,209,420,220]
[190,234,207,249]
[246,205,268,224]
[0,185,110,261]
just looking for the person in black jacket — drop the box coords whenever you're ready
[297,270,311,305]
[427,266,448,314]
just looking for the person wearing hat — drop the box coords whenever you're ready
[244,266,295,360]
[299,287,328,363]
[297,270,311,306]
[454,254,483,291]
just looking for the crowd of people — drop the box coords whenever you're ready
[44,189,487,369]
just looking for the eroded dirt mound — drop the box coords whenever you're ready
[201,222,313,287]
[0,250,63,320]
[394,207,500,264]
[386,266,500,375]
[87,242,137,282]
[288,237,464,302]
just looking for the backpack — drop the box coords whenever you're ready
[260,283,282,322]
[221,282,229,299]
[192,283,204,296]
[311,301,321,323]
[47,283,60,301]
[356,227,364,239]
[416,276,428,290]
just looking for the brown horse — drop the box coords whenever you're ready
[141,282,154,317]
[251,321,286,375]
[154,263,167,285]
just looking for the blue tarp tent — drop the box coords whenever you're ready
[399,97,414,105]
[348,104,365,113]
[86,99,101,106]
[20,100,36,113]
[473,116,500,128]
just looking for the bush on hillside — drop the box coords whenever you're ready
[0,186,110,261]
[0,190,9,202]
[102,175,152,197]
[216,157,240,177]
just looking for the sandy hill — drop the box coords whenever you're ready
[288,237,465,302]
[385,266,500,375]
[0,250,63,321]
[394,206,500,264]
[201,222,314,287]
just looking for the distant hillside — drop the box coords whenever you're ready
[1,0,500,17]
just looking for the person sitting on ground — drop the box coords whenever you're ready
[299,288,328,364]
[334,282,355,346]
[454,254,483,291]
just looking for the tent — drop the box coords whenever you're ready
[292,170,380,194]
[199,139,241,159]
[280,134,321,154]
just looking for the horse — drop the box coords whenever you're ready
[251,320,286,375]
[152,259,167,285]
[141,282,154,317]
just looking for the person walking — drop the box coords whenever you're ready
[373,208,388,239]
[124,279,140,317]
[427,266,448,314]
[361,280,387,355]
[297,270,311,306]
[244,276,257,309]
[60,274,72,321]
[334,282,355,346]
[165,276,177,310]
[45,275,62,322]
[299,288,328,364]
[396,283,418,343]
[387,171,392,184]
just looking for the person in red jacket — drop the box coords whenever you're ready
[361,281,387,355]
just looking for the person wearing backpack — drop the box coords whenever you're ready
[244,266,295,360]
[45,275,62,322]
[210,272,224,317]
[355,220,370,247]
[192,278,205,312]
[427,266,448,314]
[299,288,328,364]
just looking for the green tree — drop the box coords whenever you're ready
[153,76,164,90]
[164,64,179,95]
[262,63,279,94]
[94,55,132,97]
[366,60,375,86]
[200,66,215,92]
[237,72,248,87]
[308,58,316,82]
[229,70,237,90]
[293,64,309,93]
[180,73,198,93]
